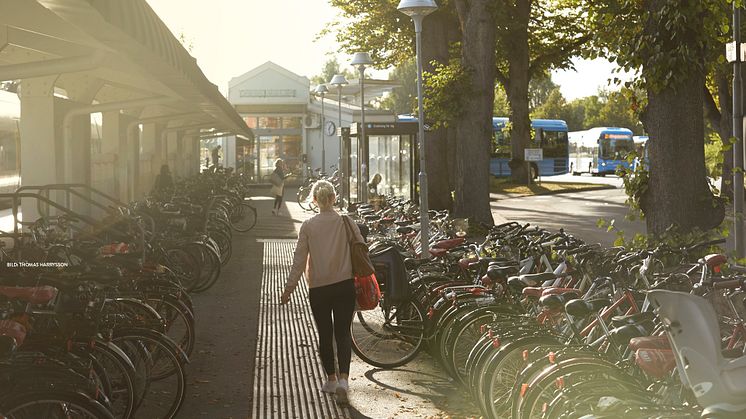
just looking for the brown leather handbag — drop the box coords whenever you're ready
[342,216,375,277]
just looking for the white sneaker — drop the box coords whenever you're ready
[335,379,349,404]
[321,380,337,394]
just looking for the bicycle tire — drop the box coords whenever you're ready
[1,390,115,419]
[230,202,257,232]
[143,295,197,358]
[80,340,138,419]
[188,243,222,293]
[297,187,312,211]
[112,329,187,418]
[351,300,425,368]
[516,358,629,419]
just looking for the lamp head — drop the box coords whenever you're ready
[397,0,438,17]
[350,52,374,68]
[329,74,349,87]
[315,84,329,95]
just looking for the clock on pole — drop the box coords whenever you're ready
[325,120,336,137]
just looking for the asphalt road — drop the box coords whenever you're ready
[491,186,647,246]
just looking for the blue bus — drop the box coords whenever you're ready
[568,127,635,176]
[490,118,569,177]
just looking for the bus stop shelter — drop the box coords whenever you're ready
[347,120,418,203]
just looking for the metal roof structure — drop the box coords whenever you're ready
[0,0,252,139]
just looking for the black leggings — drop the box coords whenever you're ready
[273,194,283,210]
[308,279,356,375]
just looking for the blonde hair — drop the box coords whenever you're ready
[311,180,336,210]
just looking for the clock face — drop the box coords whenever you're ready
[325,120,336,136]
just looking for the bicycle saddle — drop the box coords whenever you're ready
[564,298,609,318]
[458,257,479,271]
[507,277,529,292]
[540,287,580,298]
[701,253,727,269]
[396,226,414,235]
[0,320,26,348]
[0,286,58,305]
[609,323,649,346]
[395,220,413,227]
[364,214,381,222]
[538,294,566,311]
[509,272,558,287]
[611,311,656,327]
[486,265,518,281]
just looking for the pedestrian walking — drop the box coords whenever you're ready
[270,158,287,215]
[280,180,363,404]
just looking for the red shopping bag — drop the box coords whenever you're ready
[355,273,381,310]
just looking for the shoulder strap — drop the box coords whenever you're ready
[341,215,355,244]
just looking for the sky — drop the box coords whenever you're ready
[146,0,626,101]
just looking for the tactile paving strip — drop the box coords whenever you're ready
[252,240,351,418]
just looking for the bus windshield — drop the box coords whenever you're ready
[599,137,634,161]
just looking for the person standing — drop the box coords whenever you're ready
[211,145,222,168]
[280,180,362,404]
[152,164,174,197]
[270,158,287,215]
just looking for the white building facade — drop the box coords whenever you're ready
[224,62,396,182]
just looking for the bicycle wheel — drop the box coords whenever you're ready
[297,187,312,211]
[83,340,137,419]
[351,300,425,368]
[230,202,257,232]
[2,390,115,419]
[186,243,222,293]
[112,329,186,419]
[143,295,196,357]
[209,229,232,266]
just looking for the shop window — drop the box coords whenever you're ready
[281,117,302,129]
[258,117,281,129]
[244,116,258,129]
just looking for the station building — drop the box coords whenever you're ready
[217,62,399,184]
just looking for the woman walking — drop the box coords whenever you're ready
[270,158,287,215]
[280,180,363,404]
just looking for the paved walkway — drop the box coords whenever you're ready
[179,187,479,419]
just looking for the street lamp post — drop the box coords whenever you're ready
[315,84,329,174]
[330,74,349,208]
[398,0,438,259]
[351,52,374,202]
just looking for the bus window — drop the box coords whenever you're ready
[493,129,511,158]
[541,131,568,158]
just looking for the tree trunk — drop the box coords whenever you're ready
[641,80,723,236]
[422,10,459,210]
[453,0,496,225]
[504,0,531,184]
[716,72,734,201]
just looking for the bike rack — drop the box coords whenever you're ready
[0,191,145,261]
[15,183,125,219]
